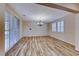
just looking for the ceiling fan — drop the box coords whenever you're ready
[37,20,44,26]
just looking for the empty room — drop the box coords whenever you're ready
[2,3,79,56]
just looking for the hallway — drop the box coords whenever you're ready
[6,36,79,56]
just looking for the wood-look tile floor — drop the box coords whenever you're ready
[5,36,79,56]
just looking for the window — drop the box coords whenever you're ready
[57,21,61,32]
[5,12,10,52]
[60,21,64,32]
[52,20,64,32]
[9,16,20,47]
[52,22,56,32]
[5,12,20,52]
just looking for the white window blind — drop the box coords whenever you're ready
[52,20,64,32]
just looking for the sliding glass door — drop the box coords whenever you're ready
[5,12,20,52]
[9,16,20,47]
[5,12,10,52]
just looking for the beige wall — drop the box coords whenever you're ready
[0,4,4,56]
[48,14,75,45]
[75,13,79,51]
[20,20,27,38]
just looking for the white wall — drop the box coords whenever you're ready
[48,14,75,45]
[75,13,79,51]
[23,22,48,36]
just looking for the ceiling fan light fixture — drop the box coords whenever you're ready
[37,21,44,26]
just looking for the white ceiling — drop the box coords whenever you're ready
[9,3,72,23]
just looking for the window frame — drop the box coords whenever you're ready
[52,20,64,33]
